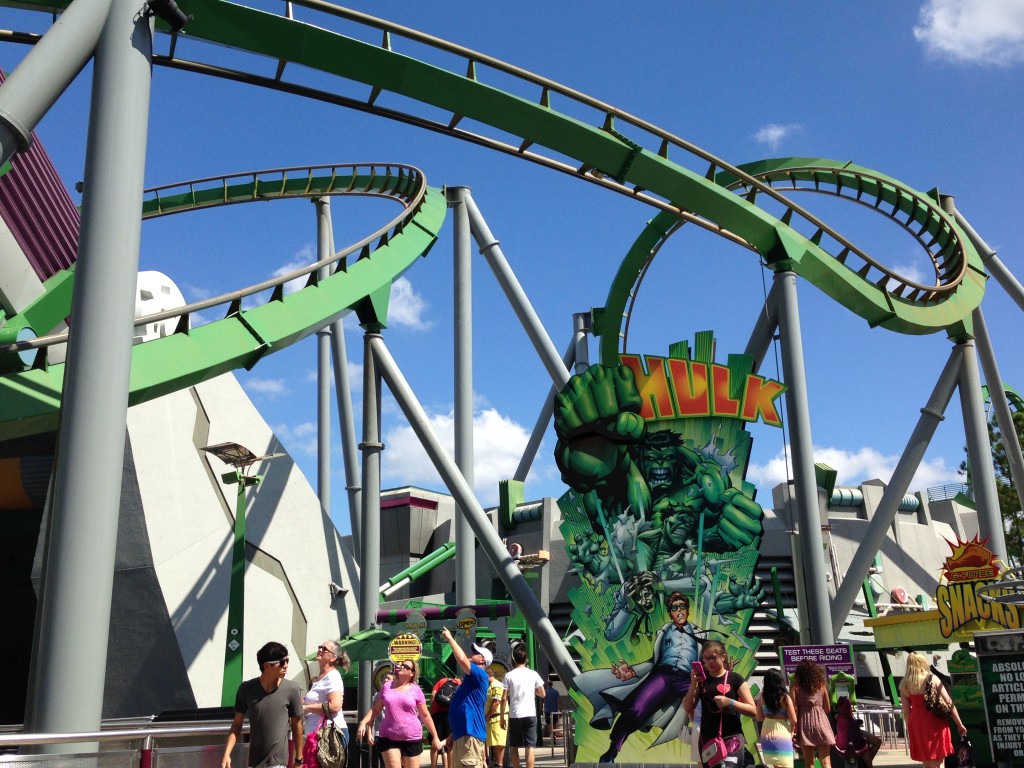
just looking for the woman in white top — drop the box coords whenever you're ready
[302,639,351,768]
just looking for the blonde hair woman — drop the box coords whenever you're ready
[899,652,966,768]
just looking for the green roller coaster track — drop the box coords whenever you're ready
[0,0,988,432]
[0,163,446,439]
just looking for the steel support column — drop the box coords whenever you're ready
[774,270,832,644]
[744,279,781,373]
[357,332,383,716]
[369,335,580,684]
[951,205,1024,313]
[448,187,476,604]
[331,318,362,554]
[514,337,574,484]
[464,195,569,390]
[0,0,113,166]
[830,347,963,636]
[320,200,363,554]
[316,199,332,519]
[959,339,1008,559]
[331,322,362,557]
[27,0,152,744]
[972,308,1024,535]
[573,312,590,373]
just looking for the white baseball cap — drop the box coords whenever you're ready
[471,643,493,667]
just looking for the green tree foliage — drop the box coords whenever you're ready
[965,411,1024,566]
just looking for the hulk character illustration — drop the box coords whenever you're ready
[555,364,764,607]
[557,342,778,763]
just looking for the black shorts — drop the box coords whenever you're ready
[431,710,451,740]
[507,716,537,748]
[376,737,423,758]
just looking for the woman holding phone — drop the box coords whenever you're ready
[683,641,756,768]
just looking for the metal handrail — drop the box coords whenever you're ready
[0,722,240,748]
[0,711,362,750]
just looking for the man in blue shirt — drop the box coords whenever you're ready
[543,679,560,745]
[439,627,491,768]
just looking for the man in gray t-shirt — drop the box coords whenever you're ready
[222,642,304,768]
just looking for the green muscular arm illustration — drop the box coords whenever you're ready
[554,365,650,517]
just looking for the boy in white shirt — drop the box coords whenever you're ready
[502,645,544,768]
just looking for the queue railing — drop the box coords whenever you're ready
[856,707,908,753]
[543,711,574,767]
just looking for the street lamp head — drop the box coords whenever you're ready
[202,442,284,472]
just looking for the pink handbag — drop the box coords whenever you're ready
[701,736,728,767]
[700,696,743,767]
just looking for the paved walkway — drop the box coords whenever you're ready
[514,744,916,768]
[417,741,916,768]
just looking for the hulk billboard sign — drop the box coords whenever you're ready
[554,334,784,763]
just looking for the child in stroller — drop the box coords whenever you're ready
[832,697,881,768]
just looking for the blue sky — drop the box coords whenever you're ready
[2,0,1024,536]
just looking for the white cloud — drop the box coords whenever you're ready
[914,0,1024,65]
[891,261,929,285]
[380,406,532,506]
[347,361,364,394]
[388,277,434,330]
[754,123,802,152]
[272,420,318,456]
[243,376,289,397]
[273,244,316,295]
[747,444,962,497]
[182,282,213,301]
[304,362,365,403]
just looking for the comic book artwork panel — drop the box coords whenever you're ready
[553,338,784,763]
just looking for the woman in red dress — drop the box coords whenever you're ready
[899,652,967,768]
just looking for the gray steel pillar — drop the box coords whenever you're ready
[951,205,1024,313]
[0,0,112,165]
[370,336,580,684]
[331,319,362,555]
[973,308,1024,535]
[316,200,332,518]
[464,195,569,390]
[321,209,362,555]
[358,332,383,716]
[959,339,1008,559]
[514,338,575,483]
[573,312,590,373]
[27,0,152,744]
[830,348,963,637]
[331,319,362,551]
[447,186,476,604]
[744,279,781,373]
[774,270,832,644]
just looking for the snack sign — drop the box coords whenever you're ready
[935,535,1022,638]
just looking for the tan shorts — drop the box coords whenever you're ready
[451,735,486,768]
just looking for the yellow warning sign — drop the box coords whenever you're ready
[388,633,422,663]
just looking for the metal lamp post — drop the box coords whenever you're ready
[201,441,282,706]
